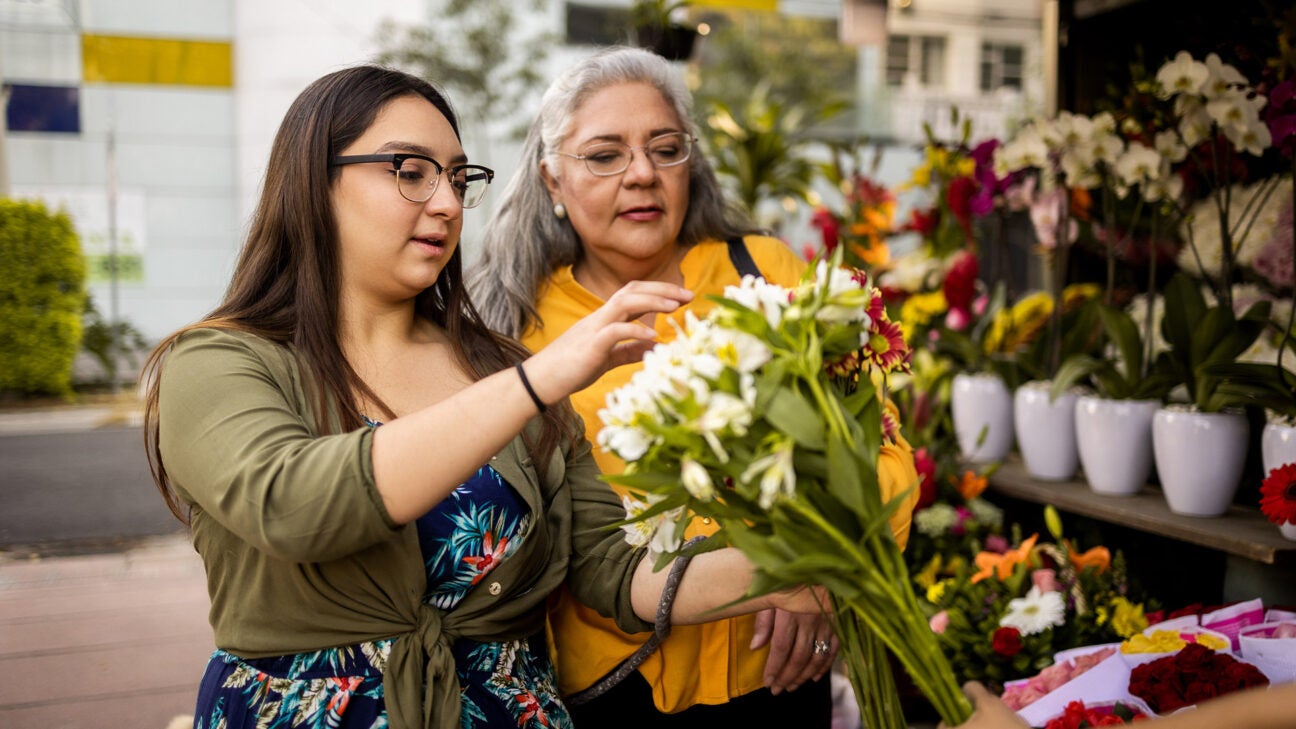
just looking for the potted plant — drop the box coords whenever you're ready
[630,0,698,62]
[1050,299,1177,496]
[1149,273,1280,516]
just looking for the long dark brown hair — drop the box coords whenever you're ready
[143,65,574,523]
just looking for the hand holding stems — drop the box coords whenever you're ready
[752,609,839,695]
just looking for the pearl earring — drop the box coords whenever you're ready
[553,202,567,220]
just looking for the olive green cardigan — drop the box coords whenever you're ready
[158,327,650,729]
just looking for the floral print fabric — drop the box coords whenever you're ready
[194,464,571,728]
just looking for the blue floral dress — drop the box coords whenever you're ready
[193,458,572,729]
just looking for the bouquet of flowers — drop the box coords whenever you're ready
[920,509,1156,692]
[598,250,972,727]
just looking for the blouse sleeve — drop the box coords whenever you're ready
[561,427,653,635]
[158,328,399,563]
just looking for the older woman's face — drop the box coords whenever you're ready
[542,82,691,277]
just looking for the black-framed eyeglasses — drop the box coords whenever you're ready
[556,132,695,177]
[330,153,495,208]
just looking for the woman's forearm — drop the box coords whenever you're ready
[629,547,826,623]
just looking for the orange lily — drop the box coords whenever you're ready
[971,533,1038,584]
[951,470,988,501]
[1067,541,1111,574]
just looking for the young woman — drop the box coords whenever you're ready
[143,65,823,729]
[470,47,920,728]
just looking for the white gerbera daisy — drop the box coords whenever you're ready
[999,586,1066,636]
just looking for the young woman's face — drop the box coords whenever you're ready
[332,94,466,302]
[541,82,692,277]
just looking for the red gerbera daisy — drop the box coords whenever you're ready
[1260,463,1296,525]
[864,317,910,372]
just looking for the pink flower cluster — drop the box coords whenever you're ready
[1001,647,1117,710]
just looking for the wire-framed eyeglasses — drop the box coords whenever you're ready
[557,132,695,177]
[330,153,495,208]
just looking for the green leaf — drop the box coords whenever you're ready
[766,386,826,448]
[826,435,867,516]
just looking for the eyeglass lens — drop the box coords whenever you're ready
[579,133,692,176]
[396,158,491,208]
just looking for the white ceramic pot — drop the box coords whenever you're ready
[1261,419,1296,476]
[1153,405,1249,517]
[1282,522,1296,542]
[1014,380,1078,480]
[1073,396,1159,496]
[951,372,1014,464]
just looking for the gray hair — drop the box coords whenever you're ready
[470,46,758,338]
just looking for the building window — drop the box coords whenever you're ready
[565,3,631,46]
[885,34,946,88]
[980,42,1024,92]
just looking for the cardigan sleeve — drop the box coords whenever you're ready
[158,328,399,563]
[560,425,653,636]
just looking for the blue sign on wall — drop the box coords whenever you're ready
[6,83,80,133]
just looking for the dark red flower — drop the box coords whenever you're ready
[914,447,937,510]
[1260,463,1296,525]
[946,175,978,235]
[992,626,1023,656]
[905,207,939,237]
[942,250,980,313]
[811,207,840,253]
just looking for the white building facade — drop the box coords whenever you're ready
[2,0,1042,343]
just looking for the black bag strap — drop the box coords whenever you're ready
[726,235,763,279]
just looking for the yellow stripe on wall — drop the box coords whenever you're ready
[82,34,232,87]
[691,0,779,10]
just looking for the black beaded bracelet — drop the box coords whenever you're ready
[515,362,547,413]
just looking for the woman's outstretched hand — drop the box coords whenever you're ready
[524,280,692,402]
[940,682,1026,729]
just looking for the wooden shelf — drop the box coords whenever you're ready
[988,458,1296,565]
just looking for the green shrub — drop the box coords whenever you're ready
[0,199,87,397]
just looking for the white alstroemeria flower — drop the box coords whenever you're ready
[999,586,1067,636]
[1154,129,1188,163]
[742,438,797,509]
[1202,53,1248,99]
[711,328,773,374]
[620,493,661,548]
[1115,142,1164,188]
[813,260,872,324]
[695,390,753,436]
[680,457,716,502]
[649,506,686,555]
[723,275,790,330]
[1155,50,1209,98]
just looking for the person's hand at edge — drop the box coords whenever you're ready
[939,681,1027,729]
[753,609,838,696]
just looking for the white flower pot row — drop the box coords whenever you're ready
[948,373,1296,540]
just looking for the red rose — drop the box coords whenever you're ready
[914,447,937,510]
[992,626,1023,657]
[941,250,980,312]
[1182,680,1219,704]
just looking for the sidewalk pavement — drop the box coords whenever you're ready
[0,398,202,728]
[0,532,209,728]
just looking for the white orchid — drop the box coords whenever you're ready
[1153,129,1188,163]
[1202,53,1248,99]
[1155,50,1209,98]
[1114,142,1164,189]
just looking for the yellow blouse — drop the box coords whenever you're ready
[522,236,919,712]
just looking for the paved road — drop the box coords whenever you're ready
[0,426,183,550]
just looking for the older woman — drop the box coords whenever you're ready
[471,47,919,728]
